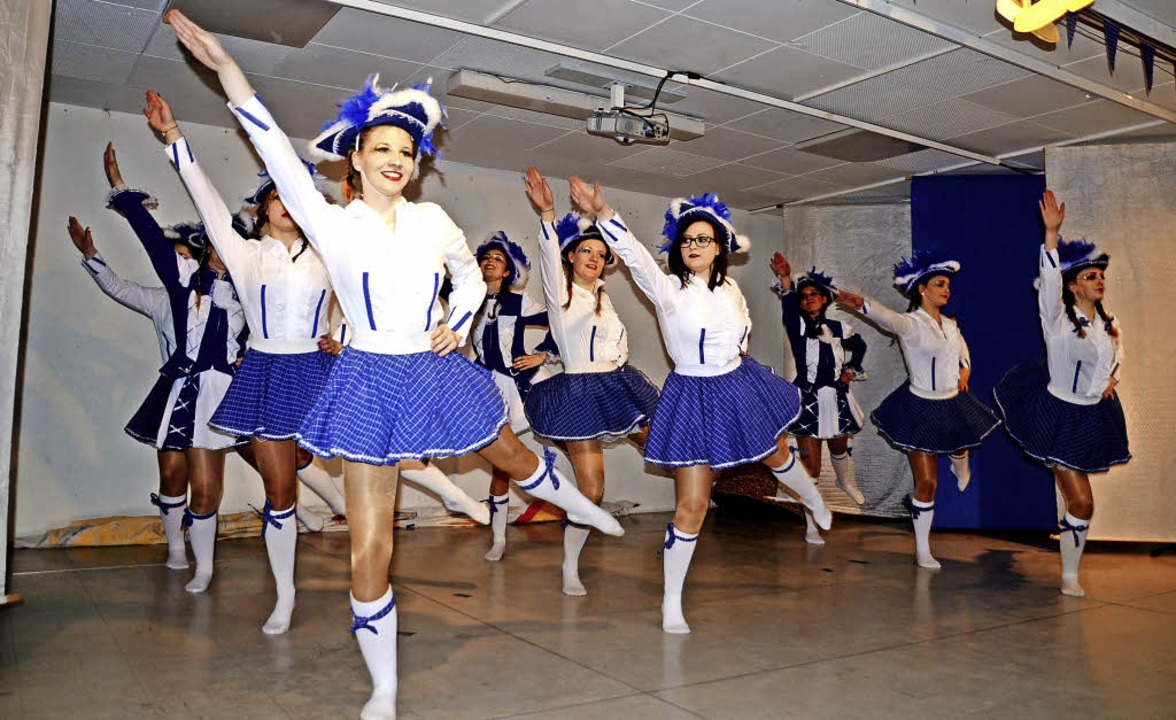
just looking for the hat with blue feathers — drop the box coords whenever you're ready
[555,213,615,266]
[1057,236,1110,277]
[658,193,749,254]
[310,75,444,166]
[476,231,531,290]
[243,159,329,206]
[892,249,960,296]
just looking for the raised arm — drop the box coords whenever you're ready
[1037,190,1066,332]
[836,291,920,339]
[569,176,677,305]
[769,253,804,338]
[70,216,162,318]
[146,91,251,273]
[164,10,332,243]
[103,143,183,289]
[525,167,571,313]
[841,325,867,375]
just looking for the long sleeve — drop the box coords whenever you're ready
[958,330,972,369]
[81,253,165,318]
[537,219,570,311]
[1038,245,1064,335]
[596,213,677,307]
[436,206,486,344]
[1111,324,1124,383]
[860,298,920,339]
[107,189,182,289]
[842,328,867,373]
[771,278,804,343]
[736,285,752,353]
[165,136,251,273]
[228,94,334,250]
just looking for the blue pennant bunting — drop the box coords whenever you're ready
[1104,18,1121,72]
[1141,42,1156,93]
[1066,14,1078,48]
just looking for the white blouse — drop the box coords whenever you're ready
[596,213,750,377]
[860,300,970,399]
[166,136,333,354]
[1038,246,1123,405]
[537,219,628,373]
[230,95,485,355]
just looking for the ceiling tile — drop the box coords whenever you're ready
[247,75,374,141]
[683,0,859,43]
[494,0,671,51]
[55,0,159,53]
[961,74,1094,118]
[364,0,518,24]
[724,108,847,144]
[426,36,571,84]
[803,162,906,187]
[51,40,138,85]
[1065,53,1152,95]
[702,162,787,190]
[672,126,785,160]
[606,15,779,75]
[311,8,464,62]
[440,114,570,159]
[739,146,843,175]
[713,45,864,100]
[884,0,1003,36]
[985,26,1106,66]
[608,147,730,177]
[876,148,970,173]
[482,105,586,130]
[1033,100,1158,137]
[46,75,154,118]
[883,48,1031,98]
[807,75,945,120]
[529,130,653,165]
[794,10,953,71]
[949,120,1074,155]
[273,44,422,92]
[142,24,292,75]
[745,175,847,201]
[632,0,701,11]
[666,86,767,125]
[883,98,1019,141]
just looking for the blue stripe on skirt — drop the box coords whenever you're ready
[210,349,335,440]
[993,360,1130,473]
[297,348,507,464]
[870,381,1001,454]
[644,356,802,470]
[524,364,659,441]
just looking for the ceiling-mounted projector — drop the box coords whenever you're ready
[587,109,670,145]
[587,82,671,145]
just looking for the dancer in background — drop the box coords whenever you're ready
[770,254,868,545]
[166,11,621,718]
[523,174,659,596]
[838,252,1000,570]
[550,171,830,632]
[994,190,1129,596]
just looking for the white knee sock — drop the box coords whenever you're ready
[515,448,623,537]
[904,495,940,570]
[803,509,825,545]
[662,523,699,634]
[1059,512,1090,597]
[831,450,865,505]
[770,454,832,530]
[184,510,218,593]
[562,525,591,596]
[296,458,347,516]
[295,503,325,533]
[401,464,489,525]
[484,494,509,562]
[351,586,398,720]
[949,452,971,492]
[152,493,189,569]
[261,502,297,635]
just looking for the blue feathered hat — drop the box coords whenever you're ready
[658,193,750,254]
[309,75,445,165]
[244,159,328,206]
[555,213,615,266]
[163,221,209,253]
[892,250,960,295]
[476,231,531,290]
[796,267,838,298]
[1057,236,1110,277]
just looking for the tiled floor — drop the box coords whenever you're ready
[2,511,1174,719]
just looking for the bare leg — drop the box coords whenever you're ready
[1054,466,1094,597]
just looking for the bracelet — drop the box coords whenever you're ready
[159,124,178,135]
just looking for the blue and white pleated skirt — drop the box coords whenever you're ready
[297,348,508,465]
[209,349,335,441]
[993,360,1130,473]
[490,370,530,435]
[524,364,659,441]
[126,369,240,451]
[871,381,1001,455]
[644,356,802,470]
[789,383,865,439]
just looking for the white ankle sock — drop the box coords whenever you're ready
[803,510,825,545]
[1059,512,1090,597]
[831,451,865,505]
[484,494,509,562]
[905,495,940,570]
[662,523,698,634]
[296,459,347,516]
[770,455,832,530]
[515,448,622,536]
[401,464,489,525]
[153,493,189,569]
[562,525,591,596]
[184,510,218,593]
[261,502,297,635]
[949,452,971,492]
[351,586,398,720]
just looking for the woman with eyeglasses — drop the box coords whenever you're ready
[522,169,659,597]
[556,175,831,634]
[993,190,1128,597]
[769,254,868,544]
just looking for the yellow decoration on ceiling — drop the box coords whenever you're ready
[995,0,1091,43]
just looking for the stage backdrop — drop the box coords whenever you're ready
[910,175,1054,530]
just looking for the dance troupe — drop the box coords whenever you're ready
[63,11,1131,719]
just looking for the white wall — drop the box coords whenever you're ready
[1046,142,1176,542]
[15,103,784,537]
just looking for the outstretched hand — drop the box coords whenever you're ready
[103,142,125,189]
[836,290,865,312]
[164,9,234,72]
[770,252,791,284]
[523,167,555,220]
[569,176,611,220]
[68,216,98,259]
[143,90,178,137]
[1040,189,1065,249]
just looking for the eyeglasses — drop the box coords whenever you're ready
[798,290,824,299]
[1077,271,1104,282]
[680,235,715,249]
